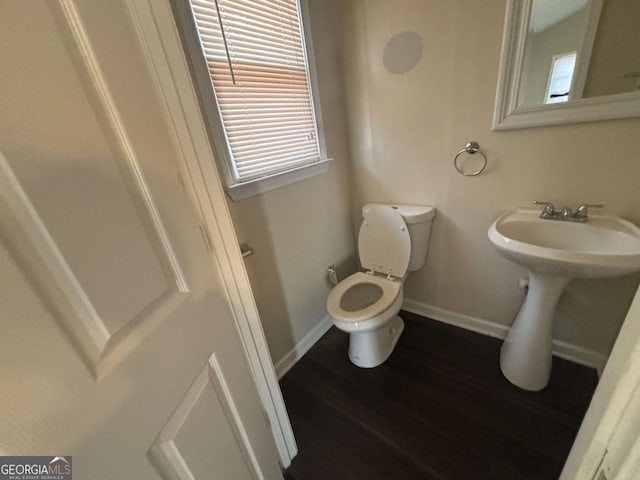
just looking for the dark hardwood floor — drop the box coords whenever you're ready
[281,311,598,480]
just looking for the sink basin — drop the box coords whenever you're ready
[489,209,640,278]
[488,208,640,391]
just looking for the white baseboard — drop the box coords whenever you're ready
[404,299,510,340]
[403,298,607,374]
[551,339,607,375]
[274,315,333,379]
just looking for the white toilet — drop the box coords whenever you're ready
[327,203,436,368]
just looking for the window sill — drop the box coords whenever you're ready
[225,159,333,202]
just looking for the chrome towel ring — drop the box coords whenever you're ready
[454,141,487,176]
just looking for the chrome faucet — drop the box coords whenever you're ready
[533,201,604,222]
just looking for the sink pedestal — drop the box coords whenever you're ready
[500,272,571,391]
[490,208,640,390]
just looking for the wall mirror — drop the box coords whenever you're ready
[493,0,640,130]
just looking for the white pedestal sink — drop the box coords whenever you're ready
[488,208,640,391]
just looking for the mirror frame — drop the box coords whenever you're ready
[492,0,640,130]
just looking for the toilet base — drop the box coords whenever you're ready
[348,316,405,368]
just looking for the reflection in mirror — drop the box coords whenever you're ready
[519,0,590,106]
[518,0,640,108]
[493,0,640,130]
[585,0,640,97]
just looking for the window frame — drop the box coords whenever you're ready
[544,51,577,105]
[173,0,329,201]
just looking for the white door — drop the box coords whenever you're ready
[0,1,282,479]
[595,380,640,479]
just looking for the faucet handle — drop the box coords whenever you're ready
[575,203,604,218]
[533,200,556,216]
[560,206,574,218]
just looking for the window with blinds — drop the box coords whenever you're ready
[188,0,322,183]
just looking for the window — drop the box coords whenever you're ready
[185,0,327,199]
[544,52,577,104]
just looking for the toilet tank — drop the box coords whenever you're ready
[362,203,436,272]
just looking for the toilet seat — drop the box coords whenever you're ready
[327,272,401,324]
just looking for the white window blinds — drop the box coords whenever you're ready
[188,0,322,183]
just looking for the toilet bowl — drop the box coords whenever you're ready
[327,271,404,367]
[327,203,435,368]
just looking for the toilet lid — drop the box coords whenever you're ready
[358,205,410,278]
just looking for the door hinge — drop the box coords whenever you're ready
[593,449,609,480]
[261,408,272,428]
[177,169,187,191]
[198,224,213,253]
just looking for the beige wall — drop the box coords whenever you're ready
[227,0,356,364]
[340,0,640,356]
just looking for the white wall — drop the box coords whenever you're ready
[340,0,640,358]
[226,0,356,365]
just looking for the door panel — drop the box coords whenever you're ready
[149,356,259,480]
[0,1,281,478]
[1,0,189,375]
